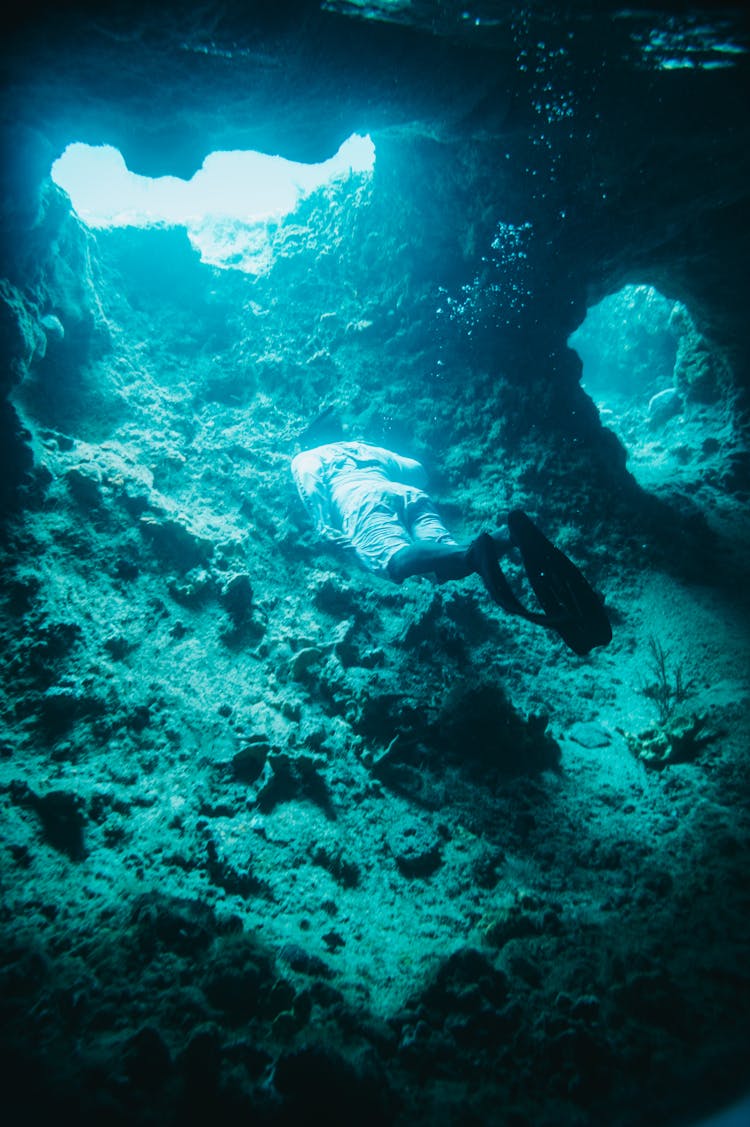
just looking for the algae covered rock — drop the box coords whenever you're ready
[65,463,103,506]
[10,782,86,859]
[386,814,442,877]
[231,735,271,783]
[673,328,726,403]
[219,571,253,625]
[622,713,717,769]
[139,512,214,571]
[0,278,46,389]
[647,387,682,426]
[434,681,560,776]
[168,567,214,606]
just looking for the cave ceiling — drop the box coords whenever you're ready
[2,0,750,383]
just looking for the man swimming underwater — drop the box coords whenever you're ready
[291,439,612,656]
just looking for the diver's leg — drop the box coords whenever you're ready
[390,510,514,584]
[389,534,516,595]
[395,497,465,581]
[408,495,511,561]
[388,541,472,583]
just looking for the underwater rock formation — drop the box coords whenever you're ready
[1,3,749,1127]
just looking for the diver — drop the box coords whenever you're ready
[291,439,612,656]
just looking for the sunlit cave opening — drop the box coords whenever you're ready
[568,284,735,494]
[51,134,376,275]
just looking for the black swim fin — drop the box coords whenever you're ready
[469,532,550,626]
[507,510,613,656]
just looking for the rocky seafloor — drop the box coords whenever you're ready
[2,4,750,1126]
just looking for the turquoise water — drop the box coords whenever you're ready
[1,4,749,1126]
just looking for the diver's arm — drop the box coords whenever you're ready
[291,450,348,543]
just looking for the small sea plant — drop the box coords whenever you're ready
[639,635,691,724]
[623,636,714,769]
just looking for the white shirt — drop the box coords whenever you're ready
[291,440,428,543]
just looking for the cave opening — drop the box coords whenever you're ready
[568,283,737,495]
[50,133,376,274]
